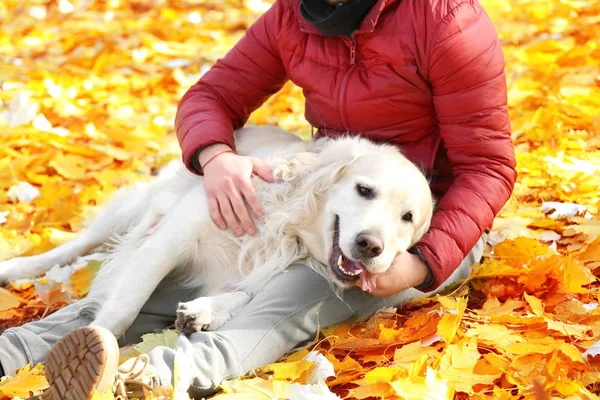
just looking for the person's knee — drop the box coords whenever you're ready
[147,265,351,397]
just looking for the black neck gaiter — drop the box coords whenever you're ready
[300,0,378,37]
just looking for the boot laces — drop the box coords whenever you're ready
[114,354,154,400]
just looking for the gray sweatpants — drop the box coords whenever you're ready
[0,235,485,398]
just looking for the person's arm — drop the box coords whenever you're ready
[174,0,291,236]
[175,0,290,173]
[370,1,516,296]
[414,1,517,291]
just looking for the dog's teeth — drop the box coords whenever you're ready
[335,255,362,277]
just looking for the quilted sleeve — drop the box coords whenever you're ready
[175,0,290,173]
[415,1,517,290]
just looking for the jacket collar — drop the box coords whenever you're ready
[299,0,395,35]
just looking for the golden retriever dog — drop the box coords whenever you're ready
[0,126,433,335]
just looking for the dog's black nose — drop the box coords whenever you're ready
[355,233,384,258]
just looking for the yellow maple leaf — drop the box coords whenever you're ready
[362,366,405,385]
[471,258,523,278]
[464,324,525,348]
[393,340,430,370]
[90,390,115,400]
[70,260,103,298]
[0,231,36,261]
[391,367,454,400]
[545,319,592,338]
[506,338,557,356]
[347,382,395,400]
[0,363,48,397]
[213,377,293,399]
[262,359,314,382]
[554,379,582,397]
[436,296,467,344]
[325,353,361,373]
[48,152,90,180]
[436,337,500,394]
[283,348,310,362]
[438,337,480,371]
[575,236,600,263]
[524,293,544,316]
[494,237,556,268]
[378,322,398,341]
[562,255,595,294]
[557,342,586,364]
[478,297,525,316]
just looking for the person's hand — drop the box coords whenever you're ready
[367,251,430,297]
[199,144,275,237]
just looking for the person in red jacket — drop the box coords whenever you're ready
[7,0,515,398]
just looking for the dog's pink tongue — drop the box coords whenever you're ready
[359,270,377,293]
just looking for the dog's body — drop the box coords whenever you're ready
[0,126,434,336]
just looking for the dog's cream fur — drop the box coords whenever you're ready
[0,126,433,335]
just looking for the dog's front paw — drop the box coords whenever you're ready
[176,298,227,335]
[175,302,209,334]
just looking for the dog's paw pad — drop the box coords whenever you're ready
[175,299,216,334]
[176,312,202,335]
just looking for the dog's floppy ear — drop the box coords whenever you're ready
[308,136,376,189]
[310,136,371,168]
[410,195,435,247]
[277,136,368,184]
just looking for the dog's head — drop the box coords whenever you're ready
[296,137,433,291]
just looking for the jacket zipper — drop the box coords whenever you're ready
[299,27,360,132]
[349,35,357,65]
[339,35,357,131]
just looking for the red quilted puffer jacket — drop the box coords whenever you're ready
[175,0,517,290]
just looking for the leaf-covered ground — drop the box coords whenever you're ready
[0,0,599,399]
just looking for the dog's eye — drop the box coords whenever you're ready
[402,212,413,222]
[356,184,375,199]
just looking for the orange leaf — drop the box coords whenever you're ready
[0,288,22,312]
[347,382,395,399]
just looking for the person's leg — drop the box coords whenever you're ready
[26,234,485,398]
[0,277,193,377]
[148,234,487,398]
[0,298,100,377]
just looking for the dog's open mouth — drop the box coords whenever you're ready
[330,216,376,292]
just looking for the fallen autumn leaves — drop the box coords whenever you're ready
[1,0,600,399]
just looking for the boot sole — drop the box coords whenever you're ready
[44,326,119,400]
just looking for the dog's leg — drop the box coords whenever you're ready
[0,188,152,283]
[89,233,183,335]
[176,291,251,334]
[89,187,208,336]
